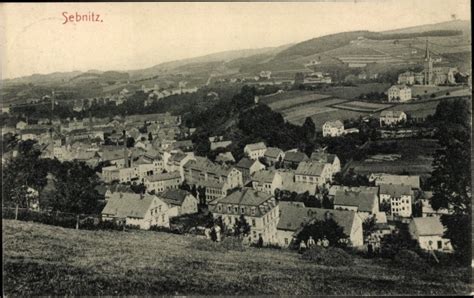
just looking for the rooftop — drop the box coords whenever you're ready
[101,193,156,218]
[334,189,378,213]
[411,217,445,236]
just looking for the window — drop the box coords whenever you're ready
[284,238,288,245]
[234,206,238,214]
[218,204,222,212]
[437,241,442,249]
[158,205,162,212]
[251,207,256,216]
[227,206,232,213]
[162,214,165,222]
[252,219,256,227]
[241,207,245,214]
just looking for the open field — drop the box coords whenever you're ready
[349,139,440,176]
[3,220,470,296]
[267,93,332,111]
[332,101,393,113]
[317,83,391,99]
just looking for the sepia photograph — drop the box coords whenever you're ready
[1,0,472,296]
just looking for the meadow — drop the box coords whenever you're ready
[3,220,470,296]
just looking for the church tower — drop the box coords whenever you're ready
[423,40,433,85]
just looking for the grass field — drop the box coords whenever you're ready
[3,220,470,296]
[332,101,393,112]
[349,139,440,176]
[318,83,391,99]
[267,93,332,111]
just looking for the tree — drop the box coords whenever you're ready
[50,161,102,214]
[148,132,153,141]
[126,137,135,148]
[131,183,146,194]
[302,117,316,141]
[233,214,251,237]
[2,140,48,212]
[297,216,349,248]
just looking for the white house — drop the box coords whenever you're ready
[322,120,344,137]
[234,158,266,183]
[209,188,279,244]
[408,217,453,253]
[379,110,407,126]
[295,160,334,186]
[250,170,283,195]
[387,85,412,102]
[144,171,182,193]
[101,192,170,229]
[379,183,413,218]
[276,201,364,248]
[244,142,267,160]
[157,189,199,218]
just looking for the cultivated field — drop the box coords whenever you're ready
[349,139,440,176]
[267,93,332,111]
[3,220,470,296]
[317,83,391,99]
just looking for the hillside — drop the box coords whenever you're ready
[3,220,470,296]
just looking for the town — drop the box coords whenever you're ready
[2,5,471,296]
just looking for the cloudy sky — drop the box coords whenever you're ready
[1,0,470,79]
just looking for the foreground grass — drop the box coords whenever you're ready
[3,220,470,295]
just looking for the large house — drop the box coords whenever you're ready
[379,184,413,218]
[333,189,379,220]
[157,189,198,217]
[282,151,308,169]
[387,85,411,102]
[234,158,266,184]
[209,188,279,244]
[263,147,285,166]
[144,171,182,193]
[244,142,267,160]
[379,110,407,126]
[322,120,344,137]
[276,201,364,248]
[183,157,243,190]
[250,170,283,195]
[295,160,334,186]
[101,192,171,229]
[408,217,453,253]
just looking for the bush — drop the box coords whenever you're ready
[393,249,427,269]
[301,247,354,266]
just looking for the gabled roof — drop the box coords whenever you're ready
[323,120,344,129]
[245,142,266,151]
[251,170,277,184]
[328,185,378,197]
[283,151,308,163]
[277,201,356,235]
[264,147,284,159]
[372,174,420,189]
[379,183,413,197]
[158,189,195,206]
[380,110,406,118]
[310,151,337,164]
[101,193,156,218]
[235,157,256,169]
[411,217,444,236]
[295,161,327,176]
[145,171,181,182]
[216,152,235,163]
[334,189,378,212]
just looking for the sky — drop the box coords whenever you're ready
[0,0,471,79]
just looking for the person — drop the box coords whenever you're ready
[204,226,211,240]
[307,236,315,248]
[322,236,329,248]
[257,236,264,248]
[214,224,222,242]
[299,240,307,253]
[317,238,322,246]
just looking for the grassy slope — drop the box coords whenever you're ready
[3,220,470,296]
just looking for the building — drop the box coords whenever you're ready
[210,140,232,151]
[333,189,379,220]
[408,217,453,253]
[244,142,267,160]
[379,184,413,218]
[157,189,198,217]
[420,191,452,217]
[422,41,458,85]
[379,110,407,126]
[209,188,279,244]
[101,192,170,229]
[370,174,420,189]
[259,71,272,80]
[234,158,266,184]
[276,201,363,248]
[322,120,344,137]
[301,72,332,85]
[282,151,308,169]
[215,152,236,164]
[263,147,285,166]
[387,85,411,102]
[309,151,341,178]
[144,171,182,193]
[183,157,243,190]
[295,160,334,186]
[397,71,416,85]
[250,170,283,195]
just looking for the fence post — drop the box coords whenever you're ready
[76,215,80,230]
[15,204,18,220]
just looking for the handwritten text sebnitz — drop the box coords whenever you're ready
[62,12,103,24]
